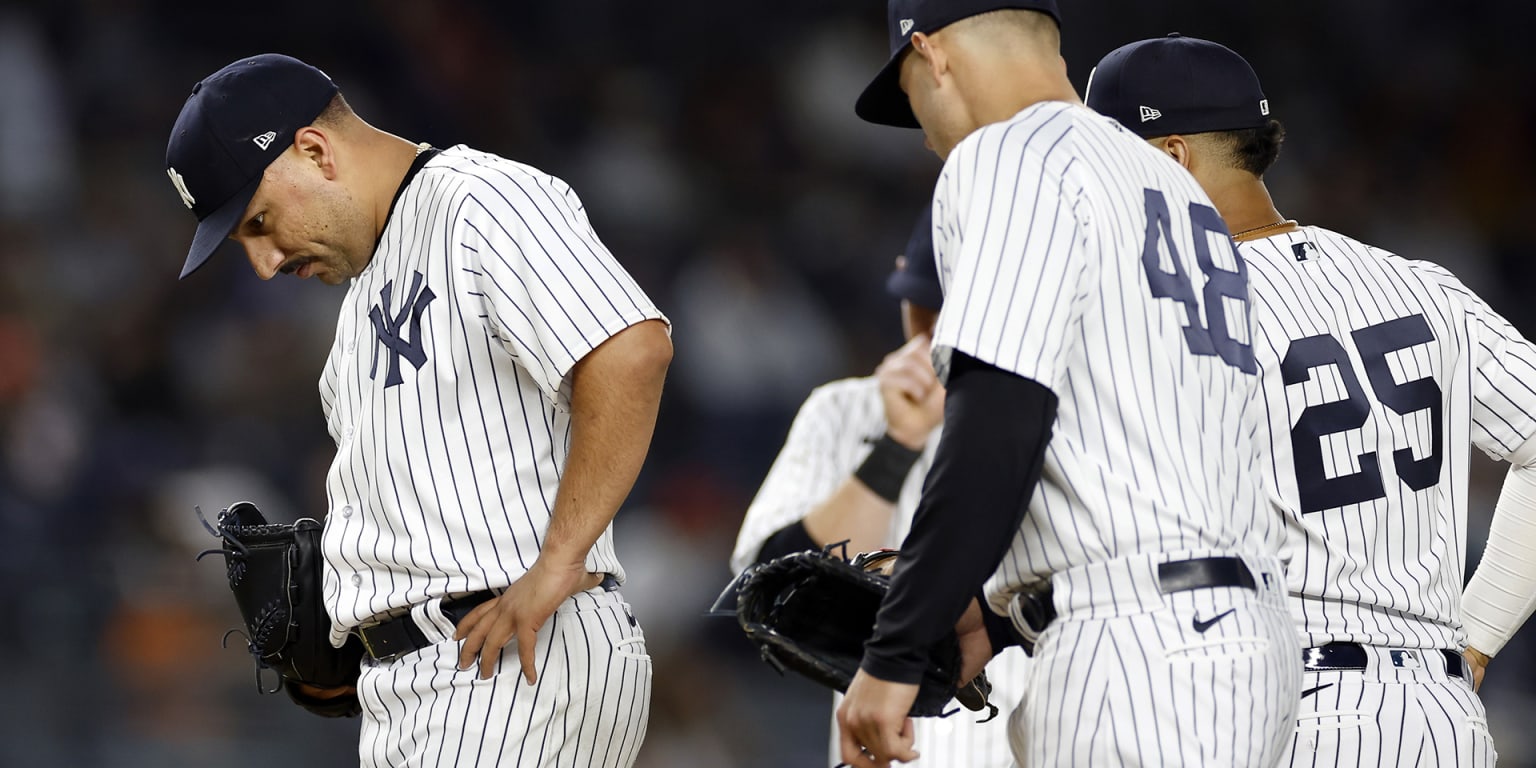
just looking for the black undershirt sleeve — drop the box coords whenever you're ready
[860,351,1058,684]
[754,519,820,565]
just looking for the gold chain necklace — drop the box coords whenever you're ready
[1231,219,1298,241]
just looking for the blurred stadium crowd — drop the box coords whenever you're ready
[0,0,1532,766]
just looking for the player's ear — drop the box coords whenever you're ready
[1157,135,1192,169]
[292,126,339,180]
[910,32,947,83]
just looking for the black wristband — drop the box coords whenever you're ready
[854,434,923,503]
[755,520,819,564]
[978,589,1027,652]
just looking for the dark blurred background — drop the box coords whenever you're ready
[0,0,1532,765]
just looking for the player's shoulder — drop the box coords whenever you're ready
[1244,225,1476,307]
[800,375,880,413]
[425,145,577,207]
[1315,226,1465,285]
[950,101,1087,163]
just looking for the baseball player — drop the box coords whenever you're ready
[730,208,1029,768]
[1086,34,1536,766]
[165,54,669,766]
[838,3,1300,767]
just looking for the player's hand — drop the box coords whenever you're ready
[875,334,944,449]
[454,561,602,682]
[836,669,921,767]
[954,598,995,688]
[1464,646,1491,691]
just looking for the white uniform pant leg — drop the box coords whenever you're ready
[1283,663,1496,767]
[355,590,652,768]
[1011,585,1299,767]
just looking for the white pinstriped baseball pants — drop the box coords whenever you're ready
[1281,646,1496,767]
[1007,551,1300,767]
[355,589,651,768]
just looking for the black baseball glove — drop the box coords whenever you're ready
[721,543,996,720]
[197,501,364,718]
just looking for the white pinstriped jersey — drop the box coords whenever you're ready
[1241,225,1536,650]
[732,376,1028,768]
[318,145,667,645]
[929,102,1282,616]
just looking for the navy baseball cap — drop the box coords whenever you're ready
[1085,34,1270,139]
[885,205,942,310]
[165,54,339,279]
[856,0,1061,128]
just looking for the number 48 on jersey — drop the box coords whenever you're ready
[1139,188,1257,374]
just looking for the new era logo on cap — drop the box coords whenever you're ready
[1085,34,1272,140]
[165,53,339,279]
[855,0,1062,129]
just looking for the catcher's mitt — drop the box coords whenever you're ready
[197,501,364,718]
[725,543,996,719]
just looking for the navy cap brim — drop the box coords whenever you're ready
[179,173,261,279]
[855,49,921,129]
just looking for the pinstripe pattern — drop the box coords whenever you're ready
[731,377,933,577]
[357,590,652,767]
[732,376,1026,767]
[319,145,662,765]
[1013,553,1299,767]
[1282,654,1495,767]
[930,102,1281,617]
[926,102,1297,765]
[1242,226,1536,651]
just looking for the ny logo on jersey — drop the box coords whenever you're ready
[369,271,436,388]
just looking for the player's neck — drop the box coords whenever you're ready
[970,60,1079,127]
[1207,175,1291,242]
[365,133,430,241]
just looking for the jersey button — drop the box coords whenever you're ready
[341,505,353,518]
[345,425,355,440]
[350,574,362,587]
[346,340,356,354]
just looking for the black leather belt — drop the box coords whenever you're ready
[1156,556,1258,594]
[356,575,620,662]
[1017,556,1259,636]
[1301,642,1466,680]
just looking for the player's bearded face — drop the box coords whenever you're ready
[234,157,373,285]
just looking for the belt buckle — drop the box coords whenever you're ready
[356,627,382,661]
[356,625,400,663]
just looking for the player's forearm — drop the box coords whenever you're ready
[540,319,672,567]
[862,352,1056,683]
[1463,460,1536,657]
[802,479,901,558]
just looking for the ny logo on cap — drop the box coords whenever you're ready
[166,167,195,209]
[1139,105,1162,123]
[253,131,278,150]
[899,18,915,36]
